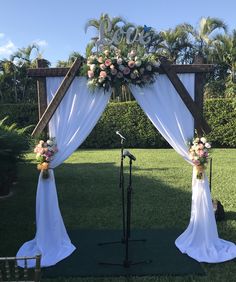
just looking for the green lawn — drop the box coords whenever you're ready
[0,149,236,281]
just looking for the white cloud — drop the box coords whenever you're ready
[0,40,17,57]
[0,33,5,38]
[33,39,48,47]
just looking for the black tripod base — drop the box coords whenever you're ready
[99,259,152,268]
[98,238,146,246]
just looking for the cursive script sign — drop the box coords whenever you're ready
[94,17,152,49]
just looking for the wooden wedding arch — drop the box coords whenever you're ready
[29,57,214,137]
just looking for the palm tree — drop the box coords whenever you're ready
[210,31,236,72]
[10,44,40,66]
[157,23,193,63]
[209,30,236,97]
[189,17,228,61]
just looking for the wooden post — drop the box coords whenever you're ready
[36,59,48,119]
[193,55,205,136]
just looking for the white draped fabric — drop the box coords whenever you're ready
[130,74,236,263]
[17,77,111,267]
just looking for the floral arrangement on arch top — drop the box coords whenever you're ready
[84,46,161,91]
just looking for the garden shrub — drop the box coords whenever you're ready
[0,117,31,196]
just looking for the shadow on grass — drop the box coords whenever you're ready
[225,211,236,220]
[1,159,235,260]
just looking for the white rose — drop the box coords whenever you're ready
[47,140,53,146]
[90,64,96,71]
[152,61,161,67]
[200,137,207,143]
[205,143,211,149]
[135,60,142,67]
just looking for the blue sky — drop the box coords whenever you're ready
[0,0,236,65]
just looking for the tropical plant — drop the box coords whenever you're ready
[0,117,32,196]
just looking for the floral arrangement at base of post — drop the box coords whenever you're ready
[84,47,160,92]
[34,138,58,179]
[188,136,211,180]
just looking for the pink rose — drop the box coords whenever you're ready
[98,56,103,63]
[100,64,106,70]
[105,59,112,66]
[99,71,107,78]
[198,143,204,150]
[193,160,200,166]
[198,150,204,157]
[87,70,94,78]
[128,60,135,68]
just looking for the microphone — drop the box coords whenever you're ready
[123,150,136,161]
[116,131,126,140]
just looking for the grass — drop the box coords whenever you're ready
[0,148,236,281]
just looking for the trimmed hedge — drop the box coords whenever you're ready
[82,102,168,148]
[204,98,236,147]
[0,104,38,127]
[0,99,236,148]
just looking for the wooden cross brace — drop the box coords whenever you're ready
[31,57,82,137]
[160,57,211,135]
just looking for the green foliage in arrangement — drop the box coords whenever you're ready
[204,98,236,147]
[0,117,32,196]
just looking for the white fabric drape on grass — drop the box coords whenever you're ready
[130,73,236,263]
[17,77,111,267]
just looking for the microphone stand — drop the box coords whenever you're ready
[98,137,151,267]
[98,137,126,245]
[99,157,151,267]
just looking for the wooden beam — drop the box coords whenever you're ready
[160,58,211,134]
[31,57,82,137]
[28,64,214,77]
